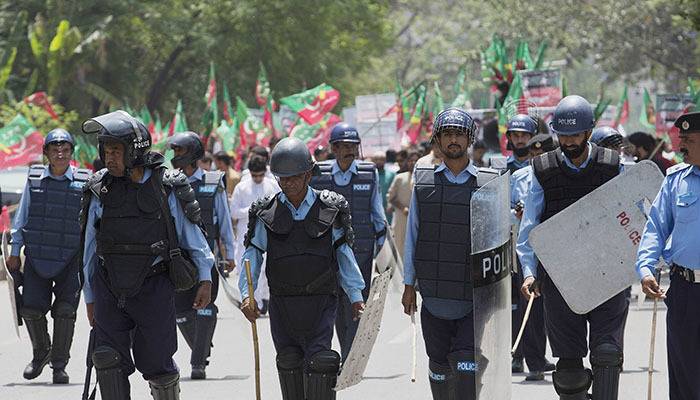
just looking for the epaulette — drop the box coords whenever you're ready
[666,163,690,176]
[163,168,200,224]
[244,194,276,248]
[73,168,92,183]
[27,164,46,188]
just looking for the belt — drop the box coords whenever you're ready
[671,264,700,283]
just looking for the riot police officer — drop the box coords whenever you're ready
[401,108,504,400]
[81,111,214,400]
[506,114,538,173]
[239,137,365,400]
[8,129,91,384]
[504,114,538,374]
[310,123,387,361]
[590,126,624,153]
[167,131,236,380]
[636,112,700,400]
[518,95,628,400]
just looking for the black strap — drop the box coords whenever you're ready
[151,169,181,260]
[270,268,336,296]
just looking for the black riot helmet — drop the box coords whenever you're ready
[270,137,319,177]
[167,131,204,169]
[82,110,152,170]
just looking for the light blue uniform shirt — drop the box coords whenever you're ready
[82,168,215,303]
[404,161,480,320]
[507,155,529,172]
[517,144,624,278]
[10,166,78,256]
[238,188,365,304]
[636,164,700,279]
[188,168,236,258]
[330,160,387,247]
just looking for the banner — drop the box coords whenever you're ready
[0,115,44,169]
[655,93,695,149]
[519,68,562,107]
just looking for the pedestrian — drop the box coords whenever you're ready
[386,149,419,260]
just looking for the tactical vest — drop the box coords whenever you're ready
[533,145,619,222]
[258,195,339,297]
[22,165,91,279]
[95,167,170,298]
[311,160,376,267]
[190,170,225,250]
[413,166,482,301]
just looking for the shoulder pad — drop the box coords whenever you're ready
[356,161,377,172]
[488,155,508,170]
[666,163,690,176]
[162,169,188,187]
[318,189,349,210]
[319,189,354,247]
[244,194,276,248]
[203,170,225,190]
[73,168,92,183]
[476,167,504,187]
[86,168,108,196]
[595,145,620,167]
[28,164,46,178]
[511,165,531,180]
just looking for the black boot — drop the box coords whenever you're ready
[22,309,51,380]
[50,303,76,384]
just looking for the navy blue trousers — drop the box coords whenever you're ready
[542,275,628,358]
[269,294,337,362]
[666,273,700,400]
[93,270,178,380]
[174,265,219,312]
[22,258,80,314]
[421,304,474,366]
[335,256,371,361]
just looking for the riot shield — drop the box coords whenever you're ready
[335,267,393,391]
[470,172,512,400]
[529,160,664,314]
[1,232,20,338]
[374,225,403,276]
[212,244,242,308]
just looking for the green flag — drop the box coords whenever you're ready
[201,62,218,135]
[639,88,655,129]
[433,82,444,116]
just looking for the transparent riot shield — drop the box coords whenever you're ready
[1,232,20,338]
[470,172,512,400]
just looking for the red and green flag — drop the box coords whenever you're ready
[222,83,234,125]
[168,99,188,136]
[73,135,98,169]
[613,85,629,127]
[255,62,272,107]
[514,40,533,70]
[432,82,445,116]
[280,83,340,125]
[236,96,267,147]
[399,84,427,144]
[290,113,341,152]
[24,92,58,119]
[532,41,548,71]
[0,115,44,168]
[639,88,655,130]
[451,66,470,109]
[201,62,218,135]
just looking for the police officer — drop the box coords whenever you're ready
[239,137,365,400]
[590,126,624,153]
[7,129,91,384]
[518,95,628,400]
[510,134,558,381]
[310,123,387,361]
[167,131,236,380]
[506,114,538,173]
[402,107,500,399]
[636,112,700,400]
[81,111,214,400]
[504,114,538,373]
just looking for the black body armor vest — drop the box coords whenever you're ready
[190,170,225,250]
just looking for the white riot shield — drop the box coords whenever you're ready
[374,226,403,276]
[216,262,242,308]
[335,267,393,391]
[529,160,664,314]
[1,232,20,338]
[470,173,512,400]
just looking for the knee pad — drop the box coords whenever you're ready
[20,307,45,321]
[446,351,477,374]
[51,302,77,320]
[552,367,593,396]
[428,360,453,383]
[92,346,121,370]
[590,343,623,368]
[277,347,305,371]
[308,350,340,375]
[149,373,180,400]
